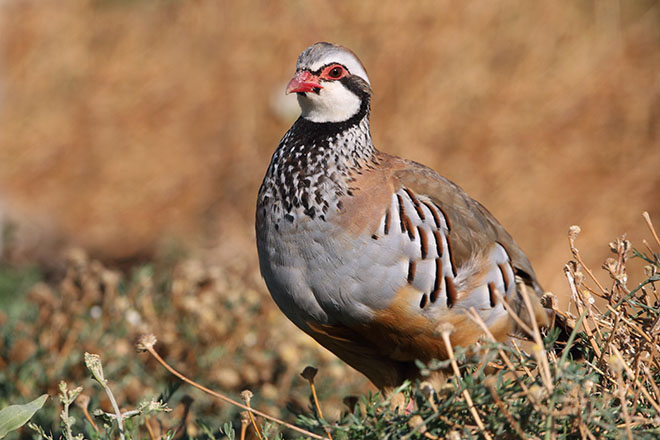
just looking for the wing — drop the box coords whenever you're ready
[302,152,552,389]
[382,152,550,330]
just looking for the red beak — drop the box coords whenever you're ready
[286,70,322,94]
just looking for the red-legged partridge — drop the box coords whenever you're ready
[256,42,552,390]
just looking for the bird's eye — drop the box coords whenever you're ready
[323,65,345,80]
[329,67,342,78]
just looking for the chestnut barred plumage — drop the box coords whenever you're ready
[257,42,552,390]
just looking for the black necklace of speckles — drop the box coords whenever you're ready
[259,85,375,225]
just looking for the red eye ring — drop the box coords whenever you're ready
[321,64,346,80]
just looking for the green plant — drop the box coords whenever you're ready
[3,215,659,439]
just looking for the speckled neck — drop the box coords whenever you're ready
[258,101,376,225]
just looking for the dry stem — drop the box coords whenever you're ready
[136,335,329,440]
[438,324,493,440]
[240,391,262,440]
[466,308,544,412]
[569,226,608,295]
[301,367,333,440]
[642,212,660,249]
[484,378,525,439]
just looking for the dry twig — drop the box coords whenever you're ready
[301,366,334,440]
[136,335,329,440]
[240,390,263,440]
[438,323,493,440]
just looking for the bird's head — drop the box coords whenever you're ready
[286,42,372,124]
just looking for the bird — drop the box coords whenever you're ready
[256,42,553,391]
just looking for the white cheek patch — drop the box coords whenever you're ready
[298,81,362,123]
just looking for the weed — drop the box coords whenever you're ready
[2,215,659,438]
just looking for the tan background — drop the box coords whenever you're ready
[1,0,658,301]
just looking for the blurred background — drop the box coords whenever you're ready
[1,0,659,292]
[0,0,658,436]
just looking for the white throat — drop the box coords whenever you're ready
[298,81,362,123]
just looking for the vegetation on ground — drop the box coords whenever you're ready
[1,215,660,439]
[0,2,658,438]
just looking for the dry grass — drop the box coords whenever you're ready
[0,249,367,437]
[4,216,658,438]
[0,0,657,298]
[0,2,658,438]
